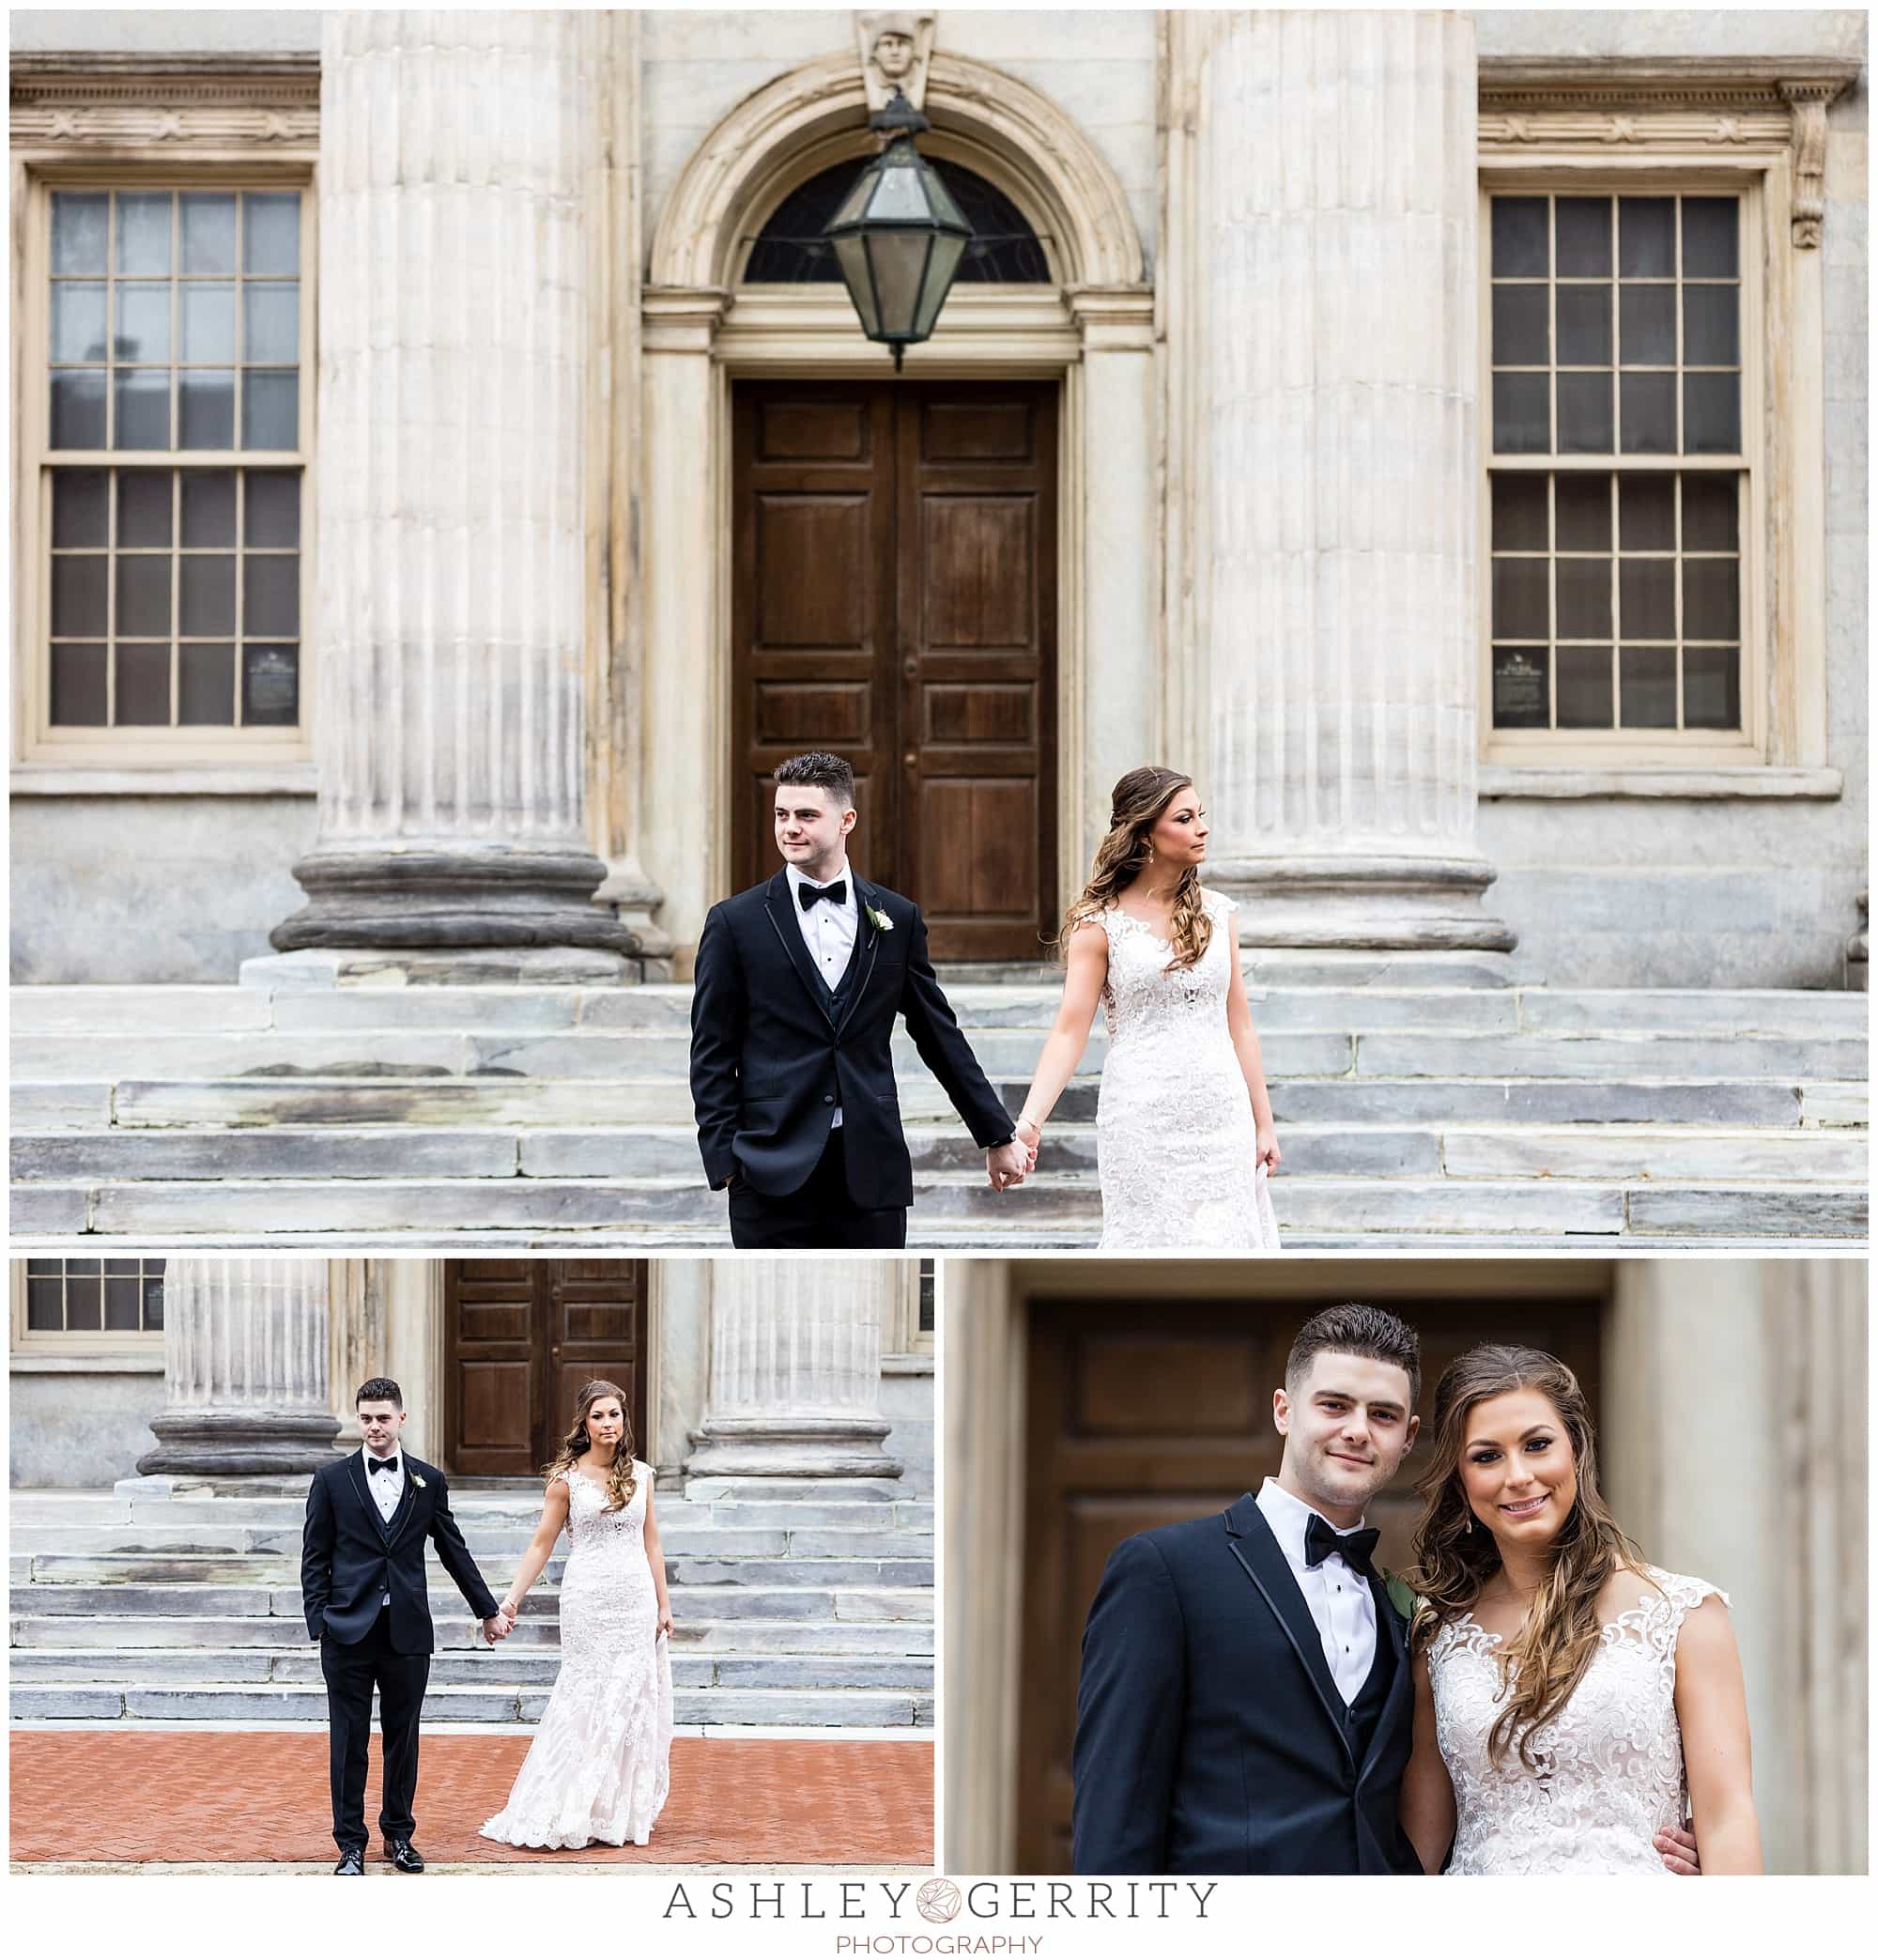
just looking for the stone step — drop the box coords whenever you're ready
[16,1118,1868,1187]
[11,980,1865,1038]
[76,1073,1865,1136]
[7,1682,931,1726]
[15,1551,933,1590]
[8,1613,932,1656]
[8,1647,932,1691]
[18,1020,1864,1088]
[10,1581,931,1622]
[19,1170,1864,1242]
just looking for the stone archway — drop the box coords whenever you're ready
[635,52,1153,965]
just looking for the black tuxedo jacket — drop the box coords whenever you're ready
[300,1450,500,1656]
[688,869,1014,1209]
[1070,1493,1422,1875]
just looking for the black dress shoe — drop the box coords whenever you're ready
[333,1850,365,1875]
[386,1839,425,1873]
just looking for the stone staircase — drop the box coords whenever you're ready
[8,1474,933,1729]
[8,958,1868,1245]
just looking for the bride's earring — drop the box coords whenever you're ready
[1146,840,1156,863]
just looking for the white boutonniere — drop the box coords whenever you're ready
[867,905,893,932]
[411,1473,426,1489]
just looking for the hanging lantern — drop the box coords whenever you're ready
[823,88,972,369]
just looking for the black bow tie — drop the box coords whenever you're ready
[368,1456,399,1475]
[1304,1513,1380,1582]
[798,878,847,912]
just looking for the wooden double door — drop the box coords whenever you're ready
[732,379,1058,962]
[1014,1294,1605,1873]
[442,1261,649,1477]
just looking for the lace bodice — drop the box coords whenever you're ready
[480,1461,672,1849]
[1090,887,1279,1251]
[1427,1566,1726,1875]
[1098,887,1239,1049]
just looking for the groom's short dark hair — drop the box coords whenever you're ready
[1285,1305,1421,1409]
[356,1377,403,1411]
[775,750,856,810]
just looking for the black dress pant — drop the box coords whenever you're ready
[727,1125,908,1249]
[320,1605,431,1854]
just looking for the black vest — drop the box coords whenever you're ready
[1340,1582,1397,1765]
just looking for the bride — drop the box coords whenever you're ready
[480,1381,674,1849]
[1013,764,1279,1249]
[1400,1345,1761,1875]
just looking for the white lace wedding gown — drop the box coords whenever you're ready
[1094,887,1280,1250]
[1426,1566,1725,1875]
[480,1462,673,1849]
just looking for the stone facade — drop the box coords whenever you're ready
[8,9,1865,988]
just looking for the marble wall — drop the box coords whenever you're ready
[10,1366,164,1486]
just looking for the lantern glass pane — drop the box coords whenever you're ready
[867,230,932,341]
[865,154,936,224]
[832,235,882,335]
[913,231,966,338]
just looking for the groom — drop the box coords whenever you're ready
[689,749,1030,1248]
[300,1378,512,1875]
[1071,1304,1701,1875]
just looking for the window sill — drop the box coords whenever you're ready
[12,763,317,795]
[9,1349,164,1374]
[1478,764,1842,799]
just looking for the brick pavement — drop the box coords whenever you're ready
[10,1732,932,1867]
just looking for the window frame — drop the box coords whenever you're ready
[1478,165,1768,767]
[1471,61,1850,793]
[10,1257,167,1368]
[14,136,316,768]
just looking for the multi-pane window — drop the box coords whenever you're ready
[918,1258,935,1337]
[24,1257,165,1334]
[1487,193,1747,738]
[41,187,305,735]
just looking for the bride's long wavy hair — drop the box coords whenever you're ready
[543,1379,639,1515]
[1405,1345,1643,1771]
[1056,765,1211,971]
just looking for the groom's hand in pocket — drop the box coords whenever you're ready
[1655,1822,1701,1875]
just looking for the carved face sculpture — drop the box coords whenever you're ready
[872,31,916,79]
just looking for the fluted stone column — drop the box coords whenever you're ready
[137,1259,341,1474]
[1189,11,1512,952]
[685,1261,901,1481]
[268,11,635,980]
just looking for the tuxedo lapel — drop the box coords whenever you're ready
[1224,1495,1354,1768]
[384,1458,423,1550]
[834,878,884,1039]
[346,1451,392,1543]
[1359,1570,1414,1784]
[763,871,836,1026]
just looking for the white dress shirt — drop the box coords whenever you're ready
[362,1446,405,1604]
[1255,1475,1378,1705]
[786,859,859,1129]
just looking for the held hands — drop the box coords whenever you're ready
[986,1137,1030,1192]
[482,1603,516,1646]
[1655,1823,1701,1876]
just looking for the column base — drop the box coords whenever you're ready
[241,946,639,989]
[1210,854,1518,957]
[269,845,640,959]
[684,1415,903,1481]
[135,1409,341,1477]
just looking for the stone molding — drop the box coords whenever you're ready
[648,49,1146,291]
[9,52,320,149]
[1477,54,1859,249]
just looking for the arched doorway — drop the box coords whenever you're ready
[637,51,1154,969]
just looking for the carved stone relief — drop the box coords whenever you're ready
[855,10,936,113]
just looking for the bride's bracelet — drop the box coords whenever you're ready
[1016,1114,1043,1137]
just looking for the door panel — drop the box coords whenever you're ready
[733,379,1056,959]
[444,1262,650,1476]
[1014,1294,1604,1874]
